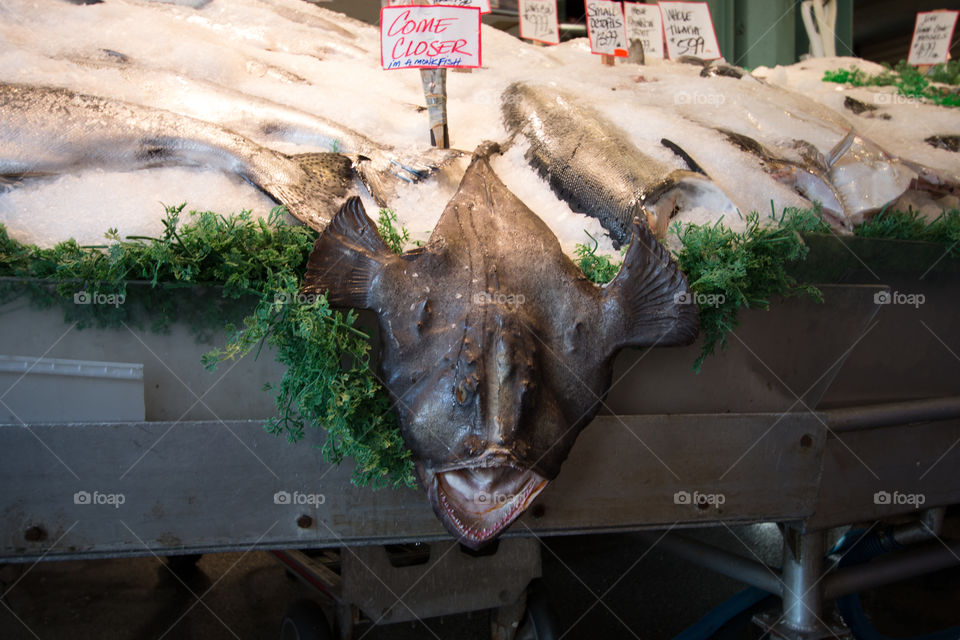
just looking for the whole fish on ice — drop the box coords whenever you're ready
[55,47,460,204]
[714,127,847,228]
[653,62,952,225]
[0,1,460,210]
[502,82,739,245]
[302,143,699,547]
[0,83,356,232]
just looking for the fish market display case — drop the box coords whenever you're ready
[1,235,959,639]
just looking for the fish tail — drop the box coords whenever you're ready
[301,196,395,309]
[603,218,699,349]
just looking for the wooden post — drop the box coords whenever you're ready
[602,54,615,66]
[420,68,449,148]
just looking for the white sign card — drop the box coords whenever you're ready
[431,0,492,14]
[381,5,482,69]
[908,10,959,66]
[518,0,560,45]
[623,2,664,60]
[659,1,721,60]
[584,0,628,57]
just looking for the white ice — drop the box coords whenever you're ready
[1,1,957,256]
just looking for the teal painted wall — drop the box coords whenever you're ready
[733,0,797,68]
[710,0,854,69]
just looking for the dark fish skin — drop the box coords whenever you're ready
[677,56,748,79]
[302,142,698,548]
[0,82,354,232]
[661,138,708,175]
[926,135,960,153]
[700,62,746,79]
[843,96,877,115]
[676,55,709,67]
[501,82,733,247]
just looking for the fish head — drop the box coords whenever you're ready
[393,298,585,547]
[302,143,698,548]
[371,261,606,545]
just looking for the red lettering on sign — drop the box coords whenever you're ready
[387,10,456,37]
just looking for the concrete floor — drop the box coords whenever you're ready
[2,524,958,639]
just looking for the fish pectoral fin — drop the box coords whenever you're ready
[660,139,708,176]
[826,129,856,168]
[602,218,699,349]
[301,196,397,309]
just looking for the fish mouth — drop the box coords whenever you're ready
[428,464,548,549]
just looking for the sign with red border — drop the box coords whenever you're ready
[432,0,492,15]
[623,2,664,60]
[907,10,958,66]
[381,5,482,69]
[584,0,628,58]
[659,1,720,60]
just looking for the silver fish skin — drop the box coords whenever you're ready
[501,82,738,246]
[302,142,699,548]
[46,48,461,205]
[715,128,848,228]
[0,82,355,232]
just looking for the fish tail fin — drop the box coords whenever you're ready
[354,147,464,207]
[301,196,395,308]
[603,218,699,348]
[263,152,354,232]
[826,129,855,167]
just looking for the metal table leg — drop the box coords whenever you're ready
[754,527,850,639]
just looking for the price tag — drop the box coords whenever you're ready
[381,5,482,69]
[659,1,721,60]
[624,2,663,60]
[431,0,492,14]
[907,10,959,66]
[518,0,560,45]
[388,0,490,13]
[585,0,628,58]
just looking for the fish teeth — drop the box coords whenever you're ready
[437,471,540,543]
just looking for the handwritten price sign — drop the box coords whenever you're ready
[432,0,492,14]
[907,10,958,66]
[519,0,560,45]
[624,2,663,60]
[660,1,720,60]
[381,5,482,69]
[585,0,628,57]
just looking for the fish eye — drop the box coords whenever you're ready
[412,298,432,332]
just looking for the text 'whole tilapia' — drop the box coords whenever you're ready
[302,143,699,548]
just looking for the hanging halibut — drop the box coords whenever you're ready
[302,143,699,547]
